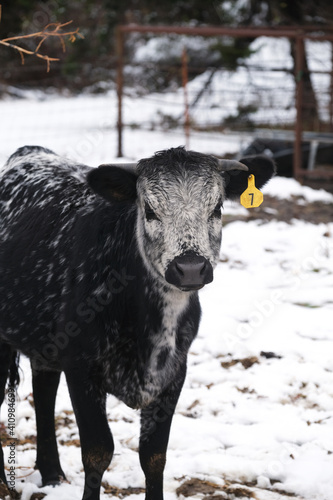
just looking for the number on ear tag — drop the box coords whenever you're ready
[240,174,263,208]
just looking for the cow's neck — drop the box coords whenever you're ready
[137,279,192,406]
[141,271,191,332]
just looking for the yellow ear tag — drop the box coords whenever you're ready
[240,174,263,208]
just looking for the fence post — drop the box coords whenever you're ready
[116,26,124,158]
[330,42,333,132]
[182,47,190,149]
[294,34,304,180]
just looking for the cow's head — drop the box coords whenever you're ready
[87,147,275,292]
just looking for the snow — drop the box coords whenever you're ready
[133,35,331,126]
[262,176,333,204]
[1,36,333,500]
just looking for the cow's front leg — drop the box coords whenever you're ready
[65,369,114,500]
[32,367,66,485]
[139,367,186,500]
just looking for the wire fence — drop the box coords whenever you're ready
[1,31,333,176]
[117,26,333,178]
[121,38,333,132]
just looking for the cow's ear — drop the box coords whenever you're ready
[87,164,138,202]
[222,155,276,201]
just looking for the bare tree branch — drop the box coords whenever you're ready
[0,12,83,73]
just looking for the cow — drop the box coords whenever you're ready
[0,145,275,500]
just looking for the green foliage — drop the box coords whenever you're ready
[224,104,258,131]
[210,40,256,71]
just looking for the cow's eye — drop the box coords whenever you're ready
[212,200,222,218]
[145,202,159,222]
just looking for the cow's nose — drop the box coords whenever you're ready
[165,253,213,291]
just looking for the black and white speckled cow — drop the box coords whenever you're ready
[0,145,275,500]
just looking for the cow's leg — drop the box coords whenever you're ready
[65,369,114,500]
[32,368,66,485]
[139,367,186,500]
[0,342,13,485]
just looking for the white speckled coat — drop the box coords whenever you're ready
[0,145,275,500]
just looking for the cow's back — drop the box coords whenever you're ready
[0,146,93,221]
[0,147,94,356]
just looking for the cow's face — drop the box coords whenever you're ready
[88,147,275,292]
[135,155,223,291]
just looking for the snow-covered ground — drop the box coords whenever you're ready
[0,84,251,166]
[1,42,333,500]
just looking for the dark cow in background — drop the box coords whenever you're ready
[0,146,275,500]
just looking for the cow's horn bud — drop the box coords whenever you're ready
[216,159,249,172]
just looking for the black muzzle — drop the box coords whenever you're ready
[165,252,213,291]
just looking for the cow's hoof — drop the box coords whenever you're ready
[43,475,68,487]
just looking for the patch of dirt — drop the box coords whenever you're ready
[176,479,221,497]
[101,484,145,497]
[0,423,36,448]
[223,195,333,225]
[176,477,301,499]
[17,436,36,447]
[0,423,10,447]
[0,479,20,499]
[0,480,12,500]
[59,438,80,447]
[221,353,283,372]
[260,352,282,360]
[54,410,75,430]
[221,356,259,370]
[176,478,256,499]
[236,387,257,394]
